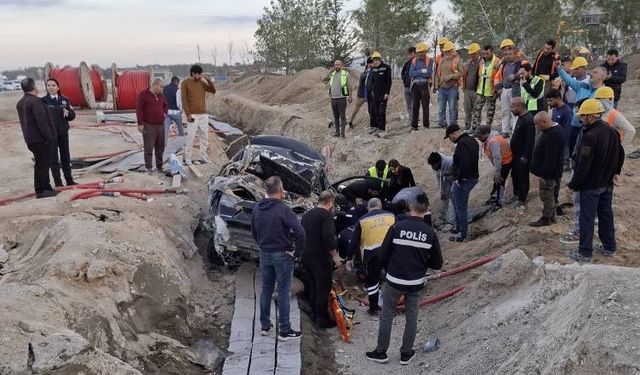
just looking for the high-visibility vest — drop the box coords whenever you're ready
[476,55,500,96]
[436,55,462,86]
[521,76,545,112]
[368,165,389,180]
[484,134,513,165]
[604,109,624,141]
[329,70,349,97]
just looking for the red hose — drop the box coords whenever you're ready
[427,255,498,281]
[0,180,120,206]
[69,188,176,202]
[115,70,149,110]
[418,283,468,308]
[50,66,85,107]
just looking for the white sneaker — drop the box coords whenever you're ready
[184,159,193,166]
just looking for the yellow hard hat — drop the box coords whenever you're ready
[371,51,382,59]
[467,43,481,54]
[416,42,428,53]
[577,98,605,115]
[571,56,588,69]
[594,86,615,100]
[500,39,515,50]
[437,37,449,45]
[442,41,455,52]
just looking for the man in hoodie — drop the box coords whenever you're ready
[251,176,306,341]
[601,49,627,108]
[368,52,392,136]
[445,124,479,242]
[427,152,455,230]
[475,125,512,210]
[594,86,636,152]
[530,112,565,227]
[348,198,395,315]
[409,42,433,130]
[508,97,536,209]
[400,47,417,125]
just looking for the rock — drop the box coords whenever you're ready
[188,339,228,371]
[86,262,109,282]
[0,246,8,263]
[478,249,533,288]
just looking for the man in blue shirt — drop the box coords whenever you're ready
[546,89,572,170]
[408,42,434,130]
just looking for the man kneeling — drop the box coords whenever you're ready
[366,193,443,365]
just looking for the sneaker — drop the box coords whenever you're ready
[560,232,579,245]
[400,349,416,365]
[328,121,334,128]
[441,224,454,233]
[529,217,553,227]
[278,330,303,341]
[449,234,465,242]
[260,323,273,336]
[594,244,615,257]
[565,250,592,263]
[368,306,381,316]
[411,128,419,132]
[146,168,154,175]
[368,128,378,134]
[340,133,345,138]
[200,156,211,164]
[66,180,78,186]
[184,159,193,166]
[503,195,518,205]
[333,132,340,137]
[365,349,389,364]
[54,181,64,188]
[36,190,58,199]
[511,200,525,209]
[348,121,354,129]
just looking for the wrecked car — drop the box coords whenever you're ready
[204,135,333,265]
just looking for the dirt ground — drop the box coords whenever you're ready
[211,68,640,374]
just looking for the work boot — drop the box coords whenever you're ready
[53,178,64,188]
[328,120,333,128]
[528,217,553,227]
[594,244,615,257]
[565,250,592,263]
[333,132,340,137]
[368,127,377,134]
[36,190,58,199]
[340,132,345,138]
[348,121,354,129]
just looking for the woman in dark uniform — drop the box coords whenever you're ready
[42,78,77,186]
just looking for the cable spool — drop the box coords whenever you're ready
[111,63,153,110]
[44,62,107,109]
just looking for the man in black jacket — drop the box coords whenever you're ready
[601,49,628,108]
[445,124,479,242]
[508,97,536,209]
[365,193,442,365]
[387,159,416,200]
[401,47,416,125]
[251,176,306,341]
[530,112,565,227]
[341,179,382,205]
[16,78,57,198]
[301,191,342,329]
[368,52,392,136]
[566,99,624,263]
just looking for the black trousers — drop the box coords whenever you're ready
[143,124,165,170]
[368,96,388,131]
[50,132,73,184]
[303,255,333,324]
[27,142,52,194]
[363,252,382,309]
[511,157,531,202]
[411,83,430,129]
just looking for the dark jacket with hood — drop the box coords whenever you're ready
[41,93,76,135]
[452,133,479,181]
[530,124,565,180]
[601,60,627,102]
[251,198,306,256]
[368,61,392,100]
[16,94,56,144]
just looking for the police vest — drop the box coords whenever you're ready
[329,70,349,97]
[521,76,545,111]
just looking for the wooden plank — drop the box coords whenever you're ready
[189,164,204,178]
[276,295,301,375]
[222,265,256,375]
[251,270,277,374]
[171,174,182,189]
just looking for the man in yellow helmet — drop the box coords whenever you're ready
[435,41,463,129]
[594,86,636,151]
[368,52,392,137]
[462,43,482,130]
[408,42,434,130]
[494,46,525,137]
[565,99,624,263]
[471,44,500,129]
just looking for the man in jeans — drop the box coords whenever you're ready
[181,64,216,165]
[327,60,352,138]
[251,176,305,341]
[529,112,565,227]
[366,193,442,365]
[136,78,168,174]
[566,99,624,263]
[400,46,416,125]
[445,124,479,242]
[462,43,482,130]
[435,41,462,128]
[162,76,184,149]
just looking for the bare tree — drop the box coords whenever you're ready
[227,38,235,67]
[211,47,218,67]
[240,41,253,66]
[196,43,201,63]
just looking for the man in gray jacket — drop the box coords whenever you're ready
[427,152,454,230]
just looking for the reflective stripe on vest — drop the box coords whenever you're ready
[386,273,426,286]
[368,165,389,180]
[477,55,498,96]
[329,70,349,97]
[521,76,545,111]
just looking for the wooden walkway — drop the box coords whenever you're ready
[222,264,301,375]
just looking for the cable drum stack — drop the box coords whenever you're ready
[44,62,107,109]
[111,63,154,110]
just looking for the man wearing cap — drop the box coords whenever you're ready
[472,45,500,130]
[463,43,482,131]
[435,41,463,128]
[475,125,512,210]
[401,47,417,125]
[565,99,624,263]
[445,124,479,242]
[594,86,636,152]
[409,42,433,130]
[601,49,627,108]
[530,111,565,227]
[368,52,392,136]
[494,45,524,138]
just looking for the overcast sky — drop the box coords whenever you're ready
[0,0,450,71]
